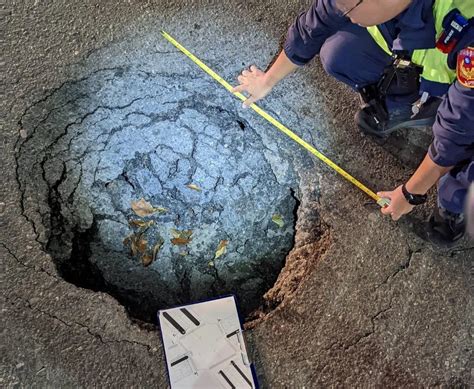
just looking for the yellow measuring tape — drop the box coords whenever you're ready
[161,30,388,207]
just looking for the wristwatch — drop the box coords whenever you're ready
[402,184,427,205]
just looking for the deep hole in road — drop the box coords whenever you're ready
[15,66,328,324]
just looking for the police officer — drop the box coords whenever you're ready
[232,0,474,246]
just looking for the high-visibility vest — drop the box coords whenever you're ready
[367,0,474,87]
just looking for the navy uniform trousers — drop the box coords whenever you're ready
[317,22,474,215]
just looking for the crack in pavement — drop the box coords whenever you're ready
[375,239,422,290]
[1,241,157,353]
[324,301,393,352]
[16,67,128,145]
[0,241,60,281]
[4,294,156,354]
[13,65,314,322]
[345,304,393,350]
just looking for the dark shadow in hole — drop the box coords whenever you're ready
[15,65,324,327]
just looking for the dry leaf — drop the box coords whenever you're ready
[129,219,154,229]
[214,239,228,259]
[170,228,193,241]
[19,129,27,139]
[152,237,165,261]
[271,214,284,228]
[178,250,188,256]
[131,198,167,217]
[124,234,140,255]
[170,228,181,239]
[186,183,202,192]
[131,198,155,217]
[136,238,147,253]
[141,253,153,267]
[171,237,192,245]
[181,229,193,239]
[130,239,138,256]
[208,261,215,267]
[131,236,148,256]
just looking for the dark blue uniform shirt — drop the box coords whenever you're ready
[284,0,474,168]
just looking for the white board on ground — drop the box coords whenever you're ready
[158,295,257,389]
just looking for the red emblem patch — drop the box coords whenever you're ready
[457,47,474,88]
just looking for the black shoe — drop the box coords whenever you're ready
[424,206,465,247]
[356,96,442,137]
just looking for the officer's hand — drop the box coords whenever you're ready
[377,185,414,221]
[231,65,273,108]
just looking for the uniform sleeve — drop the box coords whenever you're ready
[429,80,474,167]
[283,0,349,66]
[428,30,474,166]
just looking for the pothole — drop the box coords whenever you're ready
[16,66,326,323]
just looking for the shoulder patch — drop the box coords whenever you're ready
[457,47,474,88]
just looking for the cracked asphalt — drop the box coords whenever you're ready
[1,0,473,387]
[15,64,299,320]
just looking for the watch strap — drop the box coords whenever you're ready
[402,184,427,205]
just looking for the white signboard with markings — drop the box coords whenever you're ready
[158,296,258,389]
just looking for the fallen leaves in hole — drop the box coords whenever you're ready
[214,239,228,259]
[123,234,148,257]
[124,228,165,267]
[152,237,165,262]
[170,228,182,239]
[134,237,148,256]
[129,219,154,229]
[271,214,284,228]
[141,253,153,267]
[171,237,192,245]
[170,228,193,245]
[186,183,202,192]
[140,236,166,267]
[131,198,167,217]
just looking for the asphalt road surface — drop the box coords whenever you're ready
[1,0,472,387]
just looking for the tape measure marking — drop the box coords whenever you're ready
[160,30,386,207]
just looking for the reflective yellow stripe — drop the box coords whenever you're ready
[366,26,392,56]
[412,49,457,84]
[366,25,453,83]
[367,1,474,87]
[160,30,388,207]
